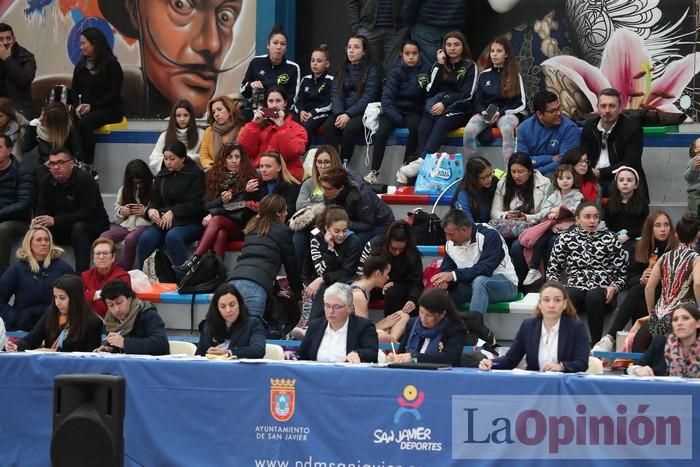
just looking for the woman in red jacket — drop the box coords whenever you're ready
[81,237,130,317]
[238,85,307,181]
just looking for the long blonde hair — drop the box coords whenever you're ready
[261,151,300,185]
[16,226,64,273]
[41,103,72,149]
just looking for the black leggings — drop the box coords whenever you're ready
[417,111,468,155]
[371,112,421,171]
[322,115,365,162]
[566,287,614,344]
[76,107,124,164]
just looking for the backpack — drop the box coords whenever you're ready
[143,249,176,283]
[46,84,70,107]
[177,251,228,294]
[407,208,445,245]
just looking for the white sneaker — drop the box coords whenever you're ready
[364,170,379,184]
[523,269,542,286]
[591,334,615,353]
[396,157,423,184]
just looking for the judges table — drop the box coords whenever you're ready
[1,353,698,467]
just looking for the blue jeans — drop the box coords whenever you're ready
[449,274,518,313]
[137,223,204,269]
[229,279,268,319]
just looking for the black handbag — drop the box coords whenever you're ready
[177,251,228,294]
[407,209,445,245]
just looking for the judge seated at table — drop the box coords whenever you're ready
[387,288,467,366]
[94,280,169,355]
[196,283,266,358]
[479,282,589,373]
[296,283,378,363]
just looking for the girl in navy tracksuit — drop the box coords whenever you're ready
[416,31,477,158]
[295,44,334,144]
[463,36,526,165]
[368,39,431,181]
[322,35,382,164]
[240,25,300,119]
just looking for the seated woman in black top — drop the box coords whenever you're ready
[629,303,700,377]
[6,274,102,352]
[71,27,124,174]
[387,288,467,367]
[196,283,266,358]
[479,282,589,373]
[603,166,649,256]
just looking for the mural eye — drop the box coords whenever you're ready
[218,7,238,28]
[170,0,194,14]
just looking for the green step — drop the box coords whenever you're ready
[643,125,678,135]
[457,292,525,314]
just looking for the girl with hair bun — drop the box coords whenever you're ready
[295,44,333,143]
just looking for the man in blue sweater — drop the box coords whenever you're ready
[516,90,580,175]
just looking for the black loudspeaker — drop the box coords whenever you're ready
[51,374,126,467]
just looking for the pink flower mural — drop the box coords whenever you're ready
[542,28,700,113]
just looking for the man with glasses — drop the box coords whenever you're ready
[32,148,109,273]
[0,134,31,275]
[295,282,378,363]
[516,90,579,175]
[580,87,646,198]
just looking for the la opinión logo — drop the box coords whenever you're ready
[451,395,691,460]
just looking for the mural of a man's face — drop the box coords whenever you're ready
[131,0,242,115]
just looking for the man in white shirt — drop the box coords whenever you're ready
[431,209,518,353]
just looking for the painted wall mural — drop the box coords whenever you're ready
[0,0,256,118]
[475,0,700,120]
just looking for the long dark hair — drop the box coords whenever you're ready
[451,156,496,215]
[418,289,464,326]
[336,34,372,100]
[503,152,535,214]
[440,31,473,79]
[78,27,116,75]
[671,303,700,339]
[45,274,92,344]
[487,36,520,99]
[634,211,678,264]
[534,282,578,320]
[205,283,251,344]
[562,148,597,185]
[380,220,419,268]
[244,194,287,236]
[165,100,200,150]
[121,159,153,206]
[265,85,290,112]
[606,167,646,216]
[205,142,256,200]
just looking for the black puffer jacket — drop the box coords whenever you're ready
[228,222,302,298]
[382,58,431,125]
[0,155,31,222]
[331,62,382,118]
[151,157,205,226]
[402,0,464,28]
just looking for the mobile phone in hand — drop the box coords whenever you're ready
[260,107,279,119]
[484,104,498,121]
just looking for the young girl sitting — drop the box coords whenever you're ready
[523,164,584,285]
[149,100,204,175]
[100,159,154,269]
[603,166,649,255]
[295,44,333,144]
[562,148,600,204]
[463,36,526,165]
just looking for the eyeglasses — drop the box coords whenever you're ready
[93,251,112,257]
[324,303,347,311]
[478,170,495,181]
[543,106,562,114]
[45,159,73,169]
[321,185,339,191]
[316,160,332,166]
[576,159,589,165]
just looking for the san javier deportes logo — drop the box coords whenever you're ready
[373,385,443,452]
[254,378,311,442]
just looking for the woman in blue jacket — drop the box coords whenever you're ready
[322,35,382,165]
[450,156,498,223]
[479,282,589,373]
[398,31,476,183]
[0,226,74,331]
[366,39,430,184]
[196,283,266,358]
[463,36,527,165]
